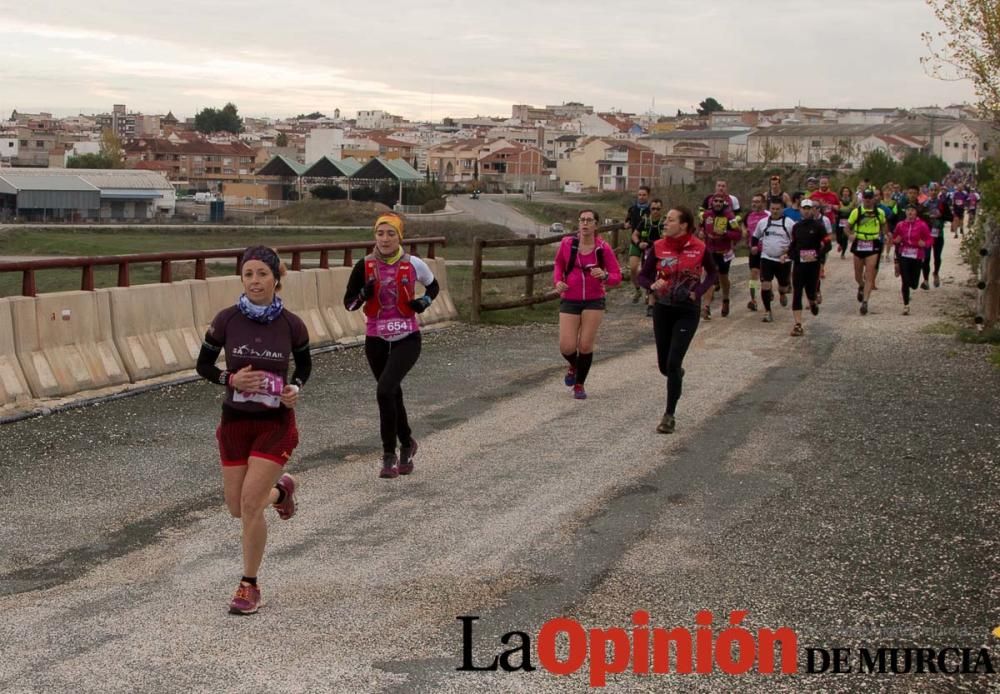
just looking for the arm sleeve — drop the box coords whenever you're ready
[637,247,657,290]
[290,342,312,387]
[693,251,719,300]
[410,257,440,301]
[344,259,367,311]
[196,332,228,386]
[288,315,311,387]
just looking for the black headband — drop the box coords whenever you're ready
[241,246,280,279]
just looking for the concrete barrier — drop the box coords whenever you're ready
[307,269,349,344]
[279,271,334,348]
[0,299,32,407]
[423,258,458,324]
[187,275,243,334]
[319,267,367,344]
[107,283,202,381]
[10,291,129,399]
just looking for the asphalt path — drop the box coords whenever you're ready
[446,194,550,237]
[0,240,997,693]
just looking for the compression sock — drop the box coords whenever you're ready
[575,352,594,385]
[762,289,773,312]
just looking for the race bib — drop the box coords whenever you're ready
[857,240,874,252]
[723,250,736,262]
[233,372,284,409]
[376,317,417,339]
[901,247,919,259]
[838,219,847,228]
[799,249,818,263]
[931,228,940,238]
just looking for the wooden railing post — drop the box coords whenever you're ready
[471,238,484,323]
[22,270,36,297]
[117,262,130,287]
[319,250,329,269]
[160,260,172,284]
[525,235,536,302]
[81,265,94,291]
[195,258,206,280]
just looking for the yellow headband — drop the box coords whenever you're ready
[374,213,404,239]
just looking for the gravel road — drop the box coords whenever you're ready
[0,240,996,693]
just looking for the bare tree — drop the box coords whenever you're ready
[922,0,1000,120]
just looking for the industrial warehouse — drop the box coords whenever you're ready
[0,168,176,222]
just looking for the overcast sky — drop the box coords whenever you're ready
[0,0,975,122]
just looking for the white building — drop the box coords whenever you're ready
[0,136,18,165]
[305,128,347,163]
[356,110,399,129]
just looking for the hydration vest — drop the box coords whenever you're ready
[363,254,417,318]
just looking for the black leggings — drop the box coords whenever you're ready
[365,332,421,454]
[792,262,820,310]
[652,304,700,416]
[921,233,945,279]
[899,257,922,304]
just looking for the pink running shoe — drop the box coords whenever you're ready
[229,582,262,615]
[273,473,296,520]
[398,439,418,475]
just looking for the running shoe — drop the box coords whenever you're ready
[762,311,773,323]
[747,299,758,312]
[721,299,730,317]
[645,305,653,318]
[273,473,296,520]
[860,301,868,315]
[573,384,587,400]
[398,439,418,475]
[790,323,804,336]
[779,293,788,307]
[379,453,399,479]
[632,287,642,303]
[810,302,819,316]
[564,367,576,387]
[856,286,864,302]
[903,305,910,315]
[933,274,941,288]
[921,281,930,291]
[229,582,262,615]
[701,305,712,321]
[656,413,675,434]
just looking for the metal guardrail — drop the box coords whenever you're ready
[0,237,446,297]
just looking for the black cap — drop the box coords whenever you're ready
[862,190,876,199]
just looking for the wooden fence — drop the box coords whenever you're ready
[470,223,623,322]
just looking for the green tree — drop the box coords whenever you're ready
[100,128,124,168]
[896,150,950,187]
[194,102,243,134]
[275,132,289,147]
[923,0,1000,120]
[67,152,115,169]
[858,149,900,184]
[296,112,326,119]
[697,97,724,116]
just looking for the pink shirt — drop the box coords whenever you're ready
[552,236,622,302]
[893,219,933,262]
